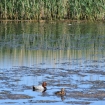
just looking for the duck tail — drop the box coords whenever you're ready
[33,86,35,91]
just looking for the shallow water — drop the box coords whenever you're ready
[0,21,105,105]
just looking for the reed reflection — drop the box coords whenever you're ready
[0,48,104,69]
[0,22,105,69]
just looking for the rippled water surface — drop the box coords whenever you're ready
[0,21,105,105]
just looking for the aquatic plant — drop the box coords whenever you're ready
[0,0,105,20]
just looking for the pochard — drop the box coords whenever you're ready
[33,82,47,92]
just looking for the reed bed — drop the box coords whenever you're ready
[0,0,105,20]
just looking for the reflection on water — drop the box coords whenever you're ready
[0,21,105,105]
[0,21,105,51]
[0,21,105,69]
[0,48,105,70]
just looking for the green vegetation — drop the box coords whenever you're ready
[0,0,105,20]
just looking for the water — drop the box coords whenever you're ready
[0,21,105,105]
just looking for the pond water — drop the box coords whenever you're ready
[0,21,105,105]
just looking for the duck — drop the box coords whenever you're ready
[55,88,65,95]
[33,82,47,92]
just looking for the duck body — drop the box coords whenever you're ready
[55,88,65,95]
[33,85,46,92]
[33,82,47,92]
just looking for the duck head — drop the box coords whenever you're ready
[61,88,65,92]
[42,82,47,87]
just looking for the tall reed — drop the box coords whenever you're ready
[0,0,105,20]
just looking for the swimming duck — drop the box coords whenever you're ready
[33,82,47,92]
[55,88,65,95]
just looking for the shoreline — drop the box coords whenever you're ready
[0,19,105,23]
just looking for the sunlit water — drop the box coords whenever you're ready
[0,21,105,105]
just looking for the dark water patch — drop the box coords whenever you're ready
[54,83,77,89]
[28,100,59,103]
[67,90,105,100]
[85,70,105,75]
[90,81,105,89]
[0,91,11,99]
[7,94,33,99]
[67,69,80,73]
[0,76,10,81]
[0,90,33,100]
[3,102,17,104]
[66,101,91,104]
